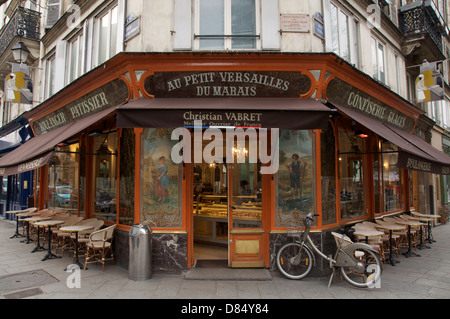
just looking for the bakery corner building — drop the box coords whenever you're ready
[2,52,450,274]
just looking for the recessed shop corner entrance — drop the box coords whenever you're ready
[190,130,269,268]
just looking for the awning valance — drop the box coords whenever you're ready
[0,107,117,176]
[117,98,332,130]
[334,104,450,175]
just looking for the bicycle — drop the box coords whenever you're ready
[276,213,382,288]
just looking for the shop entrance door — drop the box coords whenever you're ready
[227,161,265,268]
[191,133,268,268]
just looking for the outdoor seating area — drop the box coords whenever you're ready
[350,210,440,267]
[7,208,115,271]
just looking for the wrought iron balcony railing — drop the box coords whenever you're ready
[0,7,40,58]
[399,1,443,54]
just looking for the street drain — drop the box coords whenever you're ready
[0,269,59,295]
[3,287,44,299]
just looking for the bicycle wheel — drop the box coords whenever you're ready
[339,246,382,288]
[276,242,314,280]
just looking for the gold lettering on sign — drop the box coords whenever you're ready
[69,92,109,120]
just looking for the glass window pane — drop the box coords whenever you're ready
[331,4,339,55]
[92,132,117,221]
[382,143,403,212]
[110,6,118,57]
[371,38,378,80]
[339,11,350,61]
[199,0,224,49]
[69,38,78,82]
[276,130,314,227]
[48,144,80,214]
[378,42,385,83]
[231,161,262,229]
[231,0,256,49]
[98,13,110,64]
[339,131,365,220]
[141,128,182,227]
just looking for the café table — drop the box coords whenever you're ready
[7,210,27,239]
[17,212,40,244]
[411,211,440,244]
[59,225,94,270]
[34,220,65,261]
[395,220,426,258]
[352,229,384,244]
[25,217,52,253]
[408,216,434,249]
[375,223,405,266]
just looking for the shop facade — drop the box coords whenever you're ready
[2,52,450,273]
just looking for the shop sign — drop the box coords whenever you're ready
[326,78,416,132]
[398,151,450,175]
[144,71,311,98]
[415,61,444,103]
[5,63,32,105]
[33,79,129,135]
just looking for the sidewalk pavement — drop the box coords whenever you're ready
[1,218,450,300]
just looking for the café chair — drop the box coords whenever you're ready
[84,224,116,271]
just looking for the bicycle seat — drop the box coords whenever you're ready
[336,227,355,240]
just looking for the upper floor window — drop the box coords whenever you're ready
[44,54,56,99]
[324,0,359,66]
[67,32,84,84]
[330,3,350,62]
[96,4,119,65]
[371,37,386,84]
[194,0,260,50]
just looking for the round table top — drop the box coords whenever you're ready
[5,210,27,214]
[411,212,440,218]
[59,225,94,232]
[395,220,425,226]
[409,216,434,222]
[353,229,384,237]
[17,212,38,218]
[24,216,52,222]
[34,220,65,227]
[376,224,405,231]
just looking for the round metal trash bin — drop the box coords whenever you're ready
[128,224,152,281]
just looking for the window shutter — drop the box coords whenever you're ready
[389,0,398,27]
[173,0,192,50]
[45,0,61,29]
[54,40,67,92]
[261,0,280,50]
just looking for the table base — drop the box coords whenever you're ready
[42,252,61,261]
[403,250,421,258]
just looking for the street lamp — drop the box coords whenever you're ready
[11,41,30,64]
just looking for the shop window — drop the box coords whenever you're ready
[338,130,366,220]
[141,128,182,227]
[92,132,117,221]
[48,143,80,214]
[275,130,315,227]
[195,0,260,50]
[381,143,404,212]
[321,123,337,226]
